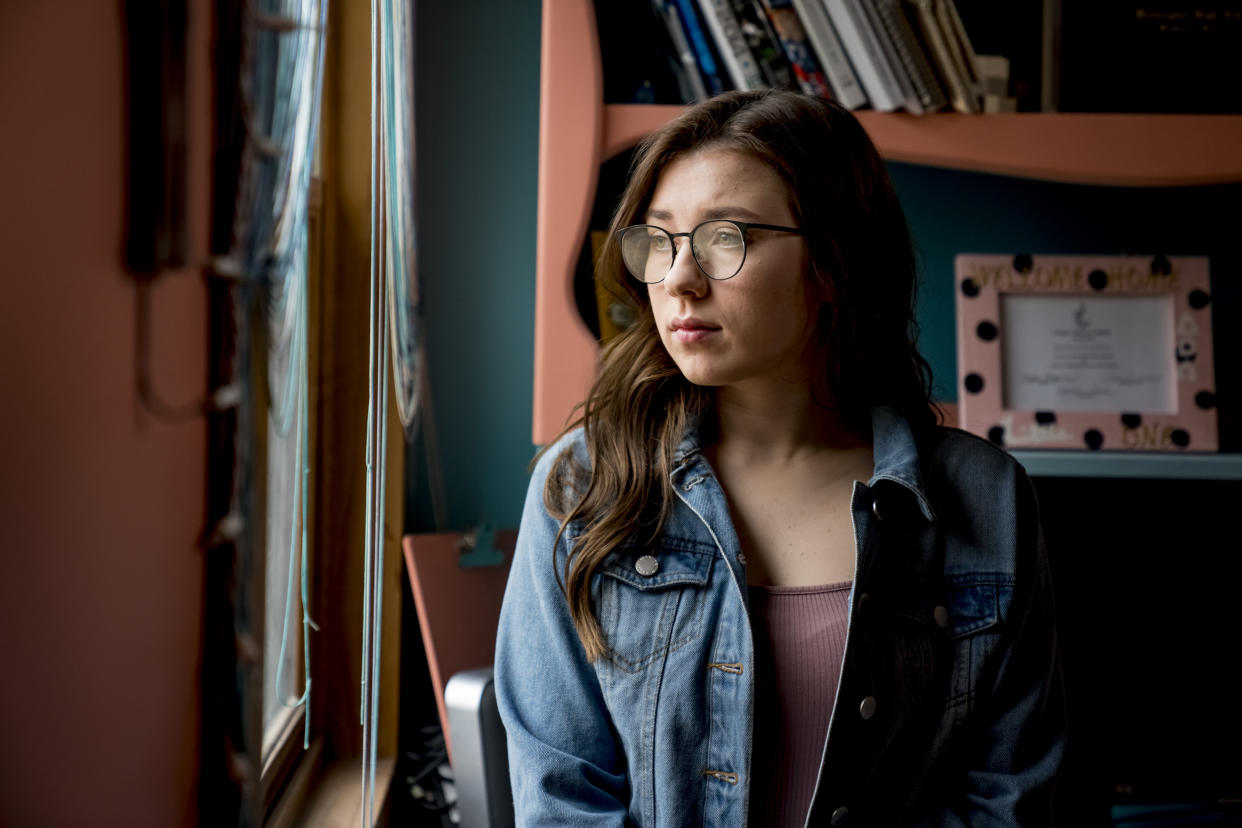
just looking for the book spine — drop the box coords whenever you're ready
[697,0,767,90]
[1040,0,1059,111]
[872,0,947,112]
[904,0,976,113]
[661,2,711,101]
[759,0,835,99]
[858,0,921,112]
[788,0,868,107]
[673,0,729,94]
[732,0,798,90]
[822,0,903,110]
[935,0,982,102]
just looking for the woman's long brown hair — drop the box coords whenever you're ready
[544,90,935,662]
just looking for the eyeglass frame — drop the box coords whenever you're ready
[616,219,805,283]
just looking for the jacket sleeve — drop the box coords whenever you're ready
[494,445,632,827]
[924,466,1067,827]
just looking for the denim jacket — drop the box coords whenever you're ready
[495,407,1065,827]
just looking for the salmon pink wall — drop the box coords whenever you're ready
[0,2,208,824]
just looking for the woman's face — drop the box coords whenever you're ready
[645,147,820,394]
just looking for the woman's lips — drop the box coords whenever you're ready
[671,318,720,343]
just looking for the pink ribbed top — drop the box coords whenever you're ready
[747,581,852,828]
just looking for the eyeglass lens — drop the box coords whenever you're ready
[620,220,746,283]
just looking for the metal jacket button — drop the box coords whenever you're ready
[870,498,884,521]
[830,805,849,825]
[934,605,950,628]
[635,555,659,576]
[859,696,877,720]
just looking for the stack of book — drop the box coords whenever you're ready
[654,0,998,113]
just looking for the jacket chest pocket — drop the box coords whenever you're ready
[946,577,1011,711]
[595,544,715,674]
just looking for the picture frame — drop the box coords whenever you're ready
[955,254,1218,452]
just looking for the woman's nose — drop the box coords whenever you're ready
[662,238,708,297]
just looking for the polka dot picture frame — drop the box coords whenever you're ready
[955,254,1218,452]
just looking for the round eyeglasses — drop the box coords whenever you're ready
[617,219,804,283]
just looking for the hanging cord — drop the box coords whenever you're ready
[271,337,304,708]
[135,274,242,423]
[297,333,316,746]
[135,274,200,422]
[270,244,319,746]
[227,2,328,439]
[368,238,391,827]
[360,0,382,820]
[264,0,329,754]
[295,0,330,749]
[360,199,387,826]
[263,0,330,439]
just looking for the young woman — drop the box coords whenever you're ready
[495,89,1064,826]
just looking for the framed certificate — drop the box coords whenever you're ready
[955,254,1218,451]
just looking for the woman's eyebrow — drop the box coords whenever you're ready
[644,205,765,223]
[701,206,763,221]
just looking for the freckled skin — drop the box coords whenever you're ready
[646,148,822,396]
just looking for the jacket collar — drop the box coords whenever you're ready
[672,425,701,468]
[671,405,936,523]
[870,406,936,522]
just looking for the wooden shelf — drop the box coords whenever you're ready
[1012,451,1242,480]
[855,111,1242,187]
[606,105,1242,187]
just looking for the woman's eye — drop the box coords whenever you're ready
[649,233,671,251]
[714,229,743,247]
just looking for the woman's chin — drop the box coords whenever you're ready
[670,360,729,388]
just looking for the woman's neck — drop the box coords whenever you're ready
[710,383,869,464]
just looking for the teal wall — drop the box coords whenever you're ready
[411,1,1240,532]
[411,0,543,534]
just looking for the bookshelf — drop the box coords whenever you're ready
[534,0,1242,478]
[1011,451,1242,481]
